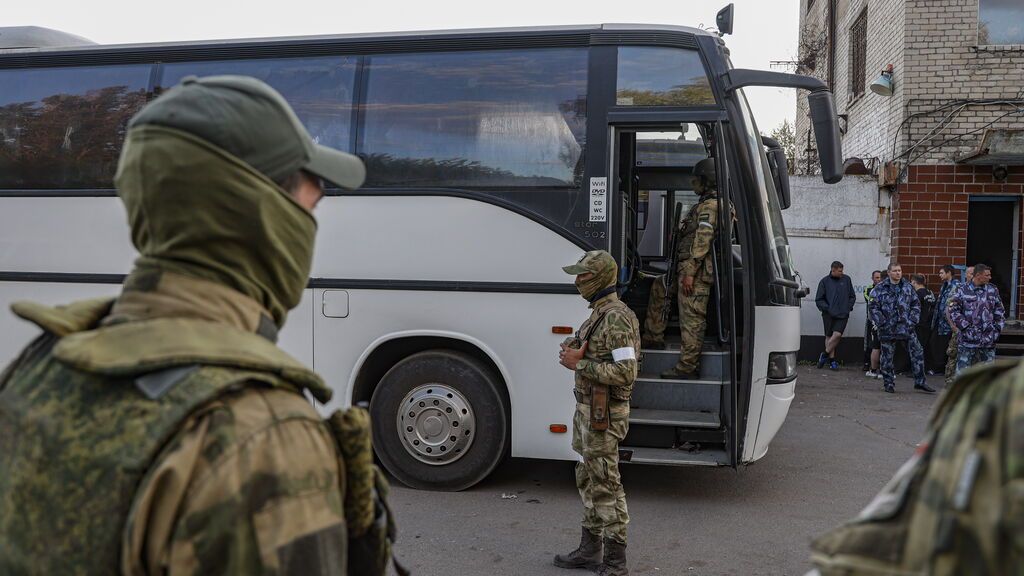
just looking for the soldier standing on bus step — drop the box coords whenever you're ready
[642,157,724,380]
[0,76,403,575]
[556,250,641,576]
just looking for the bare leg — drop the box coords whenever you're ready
[824,332,842,357]
[870,348,880,371]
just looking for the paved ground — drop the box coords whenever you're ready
[388,365,947,575]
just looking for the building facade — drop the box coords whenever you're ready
[796,0,1024,318]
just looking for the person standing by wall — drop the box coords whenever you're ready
[944,265,974,385]
[815,261,856,370]
[930,264,960,374]
[948,263,1005,375]
[869,263,934,394]
[909,274,935,370]
[862,270,882,374]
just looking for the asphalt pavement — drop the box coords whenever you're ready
[388,365,946,575]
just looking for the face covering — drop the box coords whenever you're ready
[114,125,317,329]
[575,266,617,302]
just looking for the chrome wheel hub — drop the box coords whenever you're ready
[397,383,475,465]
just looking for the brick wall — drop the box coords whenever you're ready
[795,0,906,172]
[902,0,1024,165]
[892,165,1024,314]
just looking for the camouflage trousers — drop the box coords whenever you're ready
[880,334,926,388]
[644,274,710,373]
[944,331,959,386]
[572,399,630,544]
[954,346,996,375]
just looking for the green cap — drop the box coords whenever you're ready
[562,250,616,275]
[130,75,365,189]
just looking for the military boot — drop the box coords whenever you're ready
[641,337,665,350]
[553,527,602,570]
[660,366,698,380]
[596,538,628,576]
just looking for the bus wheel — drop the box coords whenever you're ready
[370,349,508,491]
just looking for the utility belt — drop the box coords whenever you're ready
[574,387,628,431]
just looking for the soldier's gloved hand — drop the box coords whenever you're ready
[559,341,588,370]
[680,275,695,296]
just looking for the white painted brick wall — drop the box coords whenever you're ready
[796,0,1024,168]
[795,0,906,173]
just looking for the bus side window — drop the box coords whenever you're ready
[160,56,358,154]
[0,64,151,190]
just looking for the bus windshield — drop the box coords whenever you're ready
[735,87,795,281]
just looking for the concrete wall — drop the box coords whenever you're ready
[785,175,890,360]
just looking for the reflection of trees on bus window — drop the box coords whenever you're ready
[0,65,150,189]
[616,47,715,107]
[160,56,358,153]
[359,49,588,188]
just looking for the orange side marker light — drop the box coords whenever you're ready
[552,326,573,334]
[550,424,568,433]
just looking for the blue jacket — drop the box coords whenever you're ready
[932,279,960,335]
[948,281,1005,348]
[869,278,920,341]
[815,274,856,319]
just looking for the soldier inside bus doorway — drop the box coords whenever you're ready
[642,157,726,380]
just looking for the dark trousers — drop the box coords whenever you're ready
[928,332,952,373]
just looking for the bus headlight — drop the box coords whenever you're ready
[767,352,797,383]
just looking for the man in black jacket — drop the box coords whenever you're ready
[815,261,856,370]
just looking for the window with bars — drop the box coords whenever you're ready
[849,9,868,100]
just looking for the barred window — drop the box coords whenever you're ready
[849,9,868,100]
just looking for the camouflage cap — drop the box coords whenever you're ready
[563,250,617,276]
[129,75,365,189]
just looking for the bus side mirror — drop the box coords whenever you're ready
[807,91,843,184]
[716,4,735,36]
[761,135,791,210]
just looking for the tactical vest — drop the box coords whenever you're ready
[0,299,350,574]
[810,359,1024,575]
[574,296,641,402]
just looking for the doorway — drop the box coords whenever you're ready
[966,196,1019,317]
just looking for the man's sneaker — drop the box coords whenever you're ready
[865,370,880,378]
[817,352,829,369]
[883,384,895,393]
[829,359,840,370]
[914,383,937,393]
[926,370,939,376]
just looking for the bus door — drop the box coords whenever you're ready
[608,115,741,468]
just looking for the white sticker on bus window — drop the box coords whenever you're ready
[590,177,607,222]
[612,347,636,362]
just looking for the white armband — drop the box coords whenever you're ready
[611,347,636,362]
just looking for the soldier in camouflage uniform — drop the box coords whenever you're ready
[0,76,398,575]
[643,157,723,380]
[944,266,974,385]
[808,357,1024,574]
[555,250,641,576]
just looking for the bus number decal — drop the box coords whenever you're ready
[589,177,607,223]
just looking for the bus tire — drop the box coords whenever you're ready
[370,349,508,491]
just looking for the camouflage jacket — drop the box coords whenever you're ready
[810,359,1024,574]
[869,278,920,341]
[0,298,349,576]
[676,194,720,285]
[933,279,961,335]
[948,281,1005,349]
[574,293,641,401]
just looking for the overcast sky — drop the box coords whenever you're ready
[5,0,800,132]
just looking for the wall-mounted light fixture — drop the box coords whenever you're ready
[870,64,895,97]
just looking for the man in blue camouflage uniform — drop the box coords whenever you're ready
[869,263,934,394]
[929,264,960,373]
[948,263,1005,374]
[556,250,641,576]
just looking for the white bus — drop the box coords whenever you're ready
[0,12,844,490]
